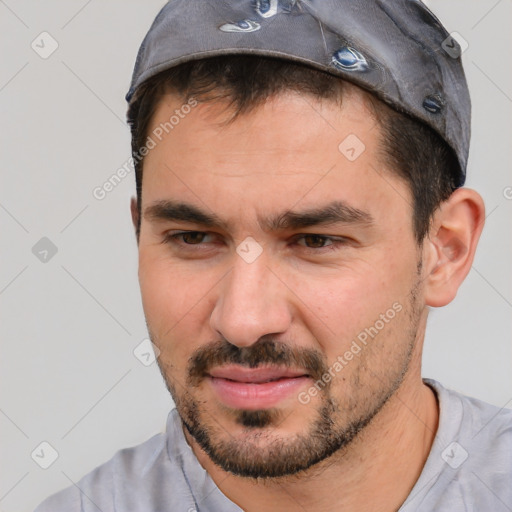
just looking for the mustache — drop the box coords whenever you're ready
[187,338,329,386]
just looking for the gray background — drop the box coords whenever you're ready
[1,1,511,510]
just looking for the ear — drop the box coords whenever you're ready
[422,188,485,307]
[130,196,140,243]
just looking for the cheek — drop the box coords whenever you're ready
[303,264,407,321]
[138,251,194,342]
[138,250,219,359]
[289,251,416,353]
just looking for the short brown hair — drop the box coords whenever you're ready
[127,55,459,242]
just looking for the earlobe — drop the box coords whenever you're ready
[423,188,485,307]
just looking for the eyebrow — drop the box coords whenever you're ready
[144,199,374,232]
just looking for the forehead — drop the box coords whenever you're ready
[141,86,412,233]
[145,85,377,175]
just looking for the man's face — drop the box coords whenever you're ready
[137,86,426,477]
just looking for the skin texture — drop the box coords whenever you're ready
[131,84,485,511]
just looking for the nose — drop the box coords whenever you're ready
[210,253,292,348]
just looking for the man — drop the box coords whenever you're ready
[35,0,511,510]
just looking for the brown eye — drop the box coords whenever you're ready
[293,234,350,253]
[301,235,331,248]
[180,232,207,244]
[163,231,213,246]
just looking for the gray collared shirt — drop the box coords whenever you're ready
[34,379,512,511]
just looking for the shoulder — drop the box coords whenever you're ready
[446,382,512,481]
[34,431,168,512]
[426,378,512,460]
[428,379,512,442]
[416,379,512,510]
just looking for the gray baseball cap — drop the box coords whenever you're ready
[126,0,470,186]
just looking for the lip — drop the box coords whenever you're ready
[208,365,308,383]
[207,365,310,410]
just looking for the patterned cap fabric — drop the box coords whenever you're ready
[126,0,471,185]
